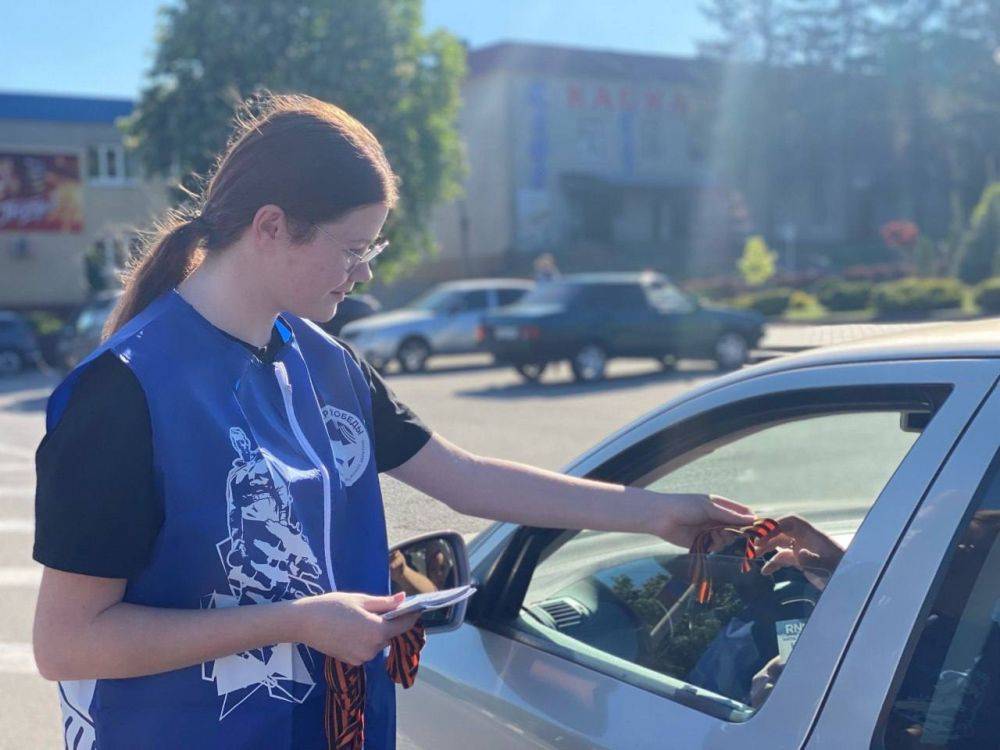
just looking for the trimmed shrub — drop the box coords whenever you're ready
[731,288,795,316]
[974,278,1000,314]
[788,290,818,312]
[816,280,873,312]
[872,278,965,316]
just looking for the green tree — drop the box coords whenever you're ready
[738,235,777,286]
[122,0,467,280]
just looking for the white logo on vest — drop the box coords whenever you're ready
[320,405,372,487]
[202,427,325,720]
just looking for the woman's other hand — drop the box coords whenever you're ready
[293,591,421,666]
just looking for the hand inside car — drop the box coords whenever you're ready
[750,655,786,708]
[757,514,846,590]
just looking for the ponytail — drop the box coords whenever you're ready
[103,212,207,340]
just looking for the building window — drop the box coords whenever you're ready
[86,144,136,185]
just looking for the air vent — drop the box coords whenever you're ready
[537,598,586,630]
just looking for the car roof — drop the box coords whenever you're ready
[763,318,1000,370]
[437,278,535,290]
[679,318,1000,404]
[559,272,665,285]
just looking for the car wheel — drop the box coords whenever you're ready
[397,338,431,373]
[571,343,608,382]
[714,332,749,370]
[0,349,24,376]
[514,361,547,382]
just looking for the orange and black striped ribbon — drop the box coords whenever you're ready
[324,622,426,750]
[689,518,781,604]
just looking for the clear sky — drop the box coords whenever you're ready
[2,1,712,99]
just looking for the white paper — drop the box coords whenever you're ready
[383,585,477,620]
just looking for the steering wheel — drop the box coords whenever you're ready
[644,543,823,657]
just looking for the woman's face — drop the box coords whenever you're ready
[273,202,389,322]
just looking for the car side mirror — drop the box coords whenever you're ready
[389,530,471,633]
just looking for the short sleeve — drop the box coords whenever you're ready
[33,351,162,578]
[335,338,432,473]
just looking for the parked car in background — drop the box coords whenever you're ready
[480,272,765,382]
[56,290,121,370]
[340,279,534,372]
[318,292,381,336]
[396,321,1000,748]
[0,311,42,375]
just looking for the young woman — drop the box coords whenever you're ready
[32,93,754,749]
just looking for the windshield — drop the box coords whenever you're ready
[408,288,460,312]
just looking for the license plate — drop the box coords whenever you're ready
[494,325,519,341]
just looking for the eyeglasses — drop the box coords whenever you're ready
[311,223,389,272]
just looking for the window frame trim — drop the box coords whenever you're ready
[790,365,1000,747]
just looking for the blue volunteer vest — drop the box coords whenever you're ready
[47,289,396,749]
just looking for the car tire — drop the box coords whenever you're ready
[0,349,25,376]
[396,338,431,373]
[714,332,749,370]
[514,361,547,382]
[571,343,608,383]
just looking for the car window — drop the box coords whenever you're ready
[646,281,695,314]
[496,288,528,307]
[409,287,459,312]
[515,400,932,720]
[460,290,490,311]
[879,453,1000,749]
[579,284,648,309]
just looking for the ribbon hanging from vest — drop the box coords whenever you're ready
[689,518,781,604]
[324,623,426,750]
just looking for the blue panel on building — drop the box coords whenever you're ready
[0,92,133,124]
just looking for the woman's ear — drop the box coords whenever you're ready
[251,204,286,248]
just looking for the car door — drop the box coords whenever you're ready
[580,284,657,356]
[804,367,1000,749]
[643,280,704,359]
[397,359,1000,749]
[433,289,491,353]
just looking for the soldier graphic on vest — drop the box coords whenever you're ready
[221,426,324,604]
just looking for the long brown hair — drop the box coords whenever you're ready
[104,92,399,338]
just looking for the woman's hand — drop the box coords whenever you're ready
[292,591,422,666]
[647,492,756,548]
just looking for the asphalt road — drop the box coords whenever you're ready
[0,354,722,749]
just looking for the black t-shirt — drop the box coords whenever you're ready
[33,329,431,579]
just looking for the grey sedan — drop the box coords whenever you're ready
[393,319,1000,748]
[340,279,533,372]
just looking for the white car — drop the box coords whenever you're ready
[340,279,533,372]
[392,319,1000,749]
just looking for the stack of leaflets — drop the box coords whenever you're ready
[383,585,477,621]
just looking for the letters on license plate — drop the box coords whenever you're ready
[494,325,519,341]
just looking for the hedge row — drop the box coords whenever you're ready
[728,277,973,317]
